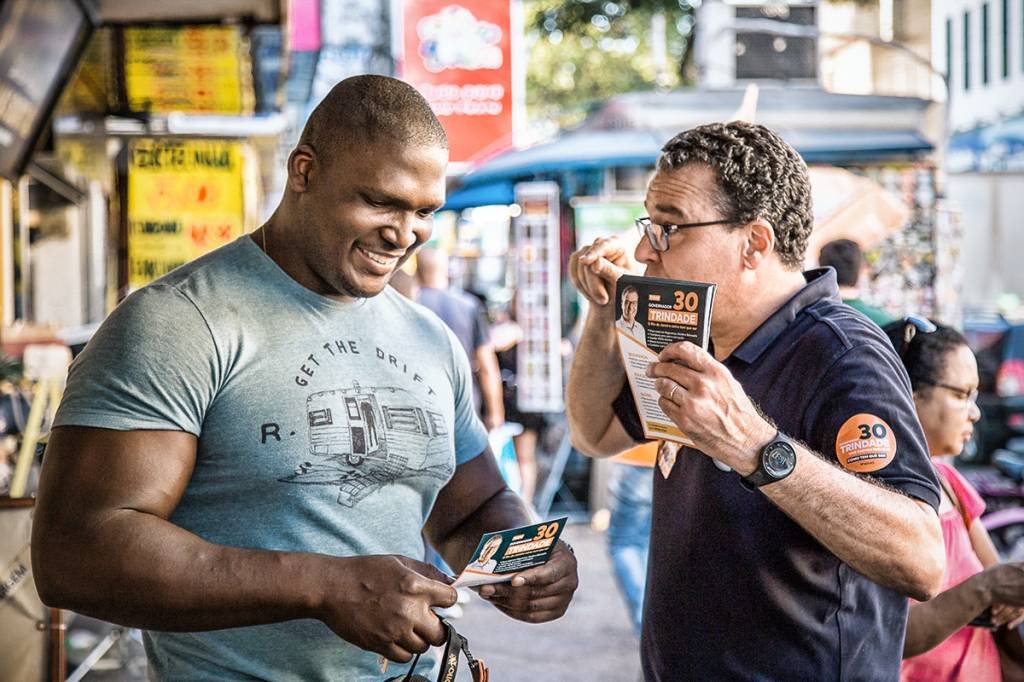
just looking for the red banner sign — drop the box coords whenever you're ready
[400,1,515,165]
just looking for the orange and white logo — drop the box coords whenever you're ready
[835,414,897,473]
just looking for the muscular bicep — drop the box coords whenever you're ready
[32,427,324,629]
[36,426,198,528]
[423,450,533,573]
[424,449,507,547]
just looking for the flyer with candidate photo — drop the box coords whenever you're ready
[452,517,568,588]
[615,274,715,446]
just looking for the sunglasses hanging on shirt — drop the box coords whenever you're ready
[882,315,937,361]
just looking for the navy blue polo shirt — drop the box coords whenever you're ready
[613,268,940,682]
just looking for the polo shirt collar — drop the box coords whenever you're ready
[729,268,841,365]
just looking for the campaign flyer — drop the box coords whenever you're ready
[615,274,715,446]
[452,518,568,588]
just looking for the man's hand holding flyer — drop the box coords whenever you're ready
[452,518,568,588]
[615,274,715,446]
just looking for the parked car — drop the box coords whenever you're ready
[958,312,1024,464]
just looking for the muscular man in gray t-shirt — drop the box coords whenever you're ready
[32,76,578,681]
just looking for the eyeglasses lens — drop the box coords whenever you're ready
[635,218,668,252]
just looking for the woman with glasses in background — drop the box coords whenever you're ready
[889,318,1024,681]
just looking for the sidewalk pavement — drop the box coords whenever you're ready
[454,523,642,681]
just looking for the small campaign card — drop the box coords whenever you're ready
[615,274,715,446]
[452,518,568,588]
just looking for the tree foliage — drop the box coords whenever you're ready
[525,0,697,129]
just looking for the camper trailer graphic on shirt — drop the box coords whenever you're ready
[280,382,453,507]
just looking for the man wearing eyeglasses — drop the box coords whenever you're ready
[616,284,647,346]
[566,122,944,681]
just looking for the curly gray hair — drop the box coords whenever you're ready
[658,122,813,269]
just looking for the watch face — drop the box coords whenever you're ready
[763,441,796,478]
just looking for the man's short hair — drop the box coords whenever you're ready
[658,122,813,269]
[299,75,447,168]
[818,239,863,287]
[621,284,638,301]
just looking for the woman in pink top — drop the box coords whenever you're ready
[885,318,1024,681]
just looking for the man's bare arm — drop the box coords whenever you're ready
[566,305,635,457]
[762,448,944,601]
[425,450,578,622]
[424,450,527,573]
[566,238,638,457]
[474,344,505,431]
[33,426,455,662]
[33,427,319,630]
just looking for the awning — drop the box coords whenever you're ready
[460,129,668,186]
[443,180,516,212]
[786,129,933,163]
[948,114,1024,173]
[95,0,279,23]
[447,126,933,210]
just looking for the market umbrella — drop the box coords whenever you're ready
[805,166,910,264]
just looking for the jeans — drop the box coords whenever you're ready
[607,463,654,636]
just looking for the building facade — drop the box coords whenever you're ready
[934,0,1024,308]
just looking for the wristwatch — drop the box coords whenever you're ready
[741,431,797,491]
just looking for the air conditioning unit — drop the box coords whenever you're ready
[734,4,818,81]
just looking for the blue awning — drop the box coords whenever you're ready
[948,114,1024,173]
[461,129,668,187]
[443,179,516,211]
[782,128,933,162]
[447,126,933,210]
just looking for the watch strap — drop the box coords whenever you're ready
[741,431,795,491]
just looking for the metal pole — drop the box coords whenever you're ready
[0,179,13,326]
[17,175,31,321]
[48,609,66,682]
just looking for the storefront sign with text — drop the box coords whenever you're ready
[127,138,245,288]
[401,1,517,164]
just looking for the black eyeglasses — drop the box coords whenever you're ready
[634,216,736,252]
[915,379,979,404]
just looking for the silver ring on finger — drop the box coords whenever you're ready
[668,383,679,402]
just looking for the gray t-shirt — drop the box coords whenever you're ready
[54,235,489,681]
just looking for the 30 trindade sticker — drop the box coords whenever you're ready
[835,414,897,472]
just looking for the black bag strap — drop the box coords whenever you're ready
[398,619,488,682]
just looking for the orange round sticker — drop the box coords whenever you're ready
[835,414,897,473]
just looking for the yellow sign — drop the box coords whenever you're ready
[127,139,245,288]
[124,26,249,114]
[59,28,115,114]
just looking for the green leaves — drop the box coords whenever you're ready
[525,0,694,128]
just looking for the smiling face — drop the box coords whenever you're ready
[290,140,448,300]
[621,290,639,325]
[479,536,502,563]
[913,344,982,456]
